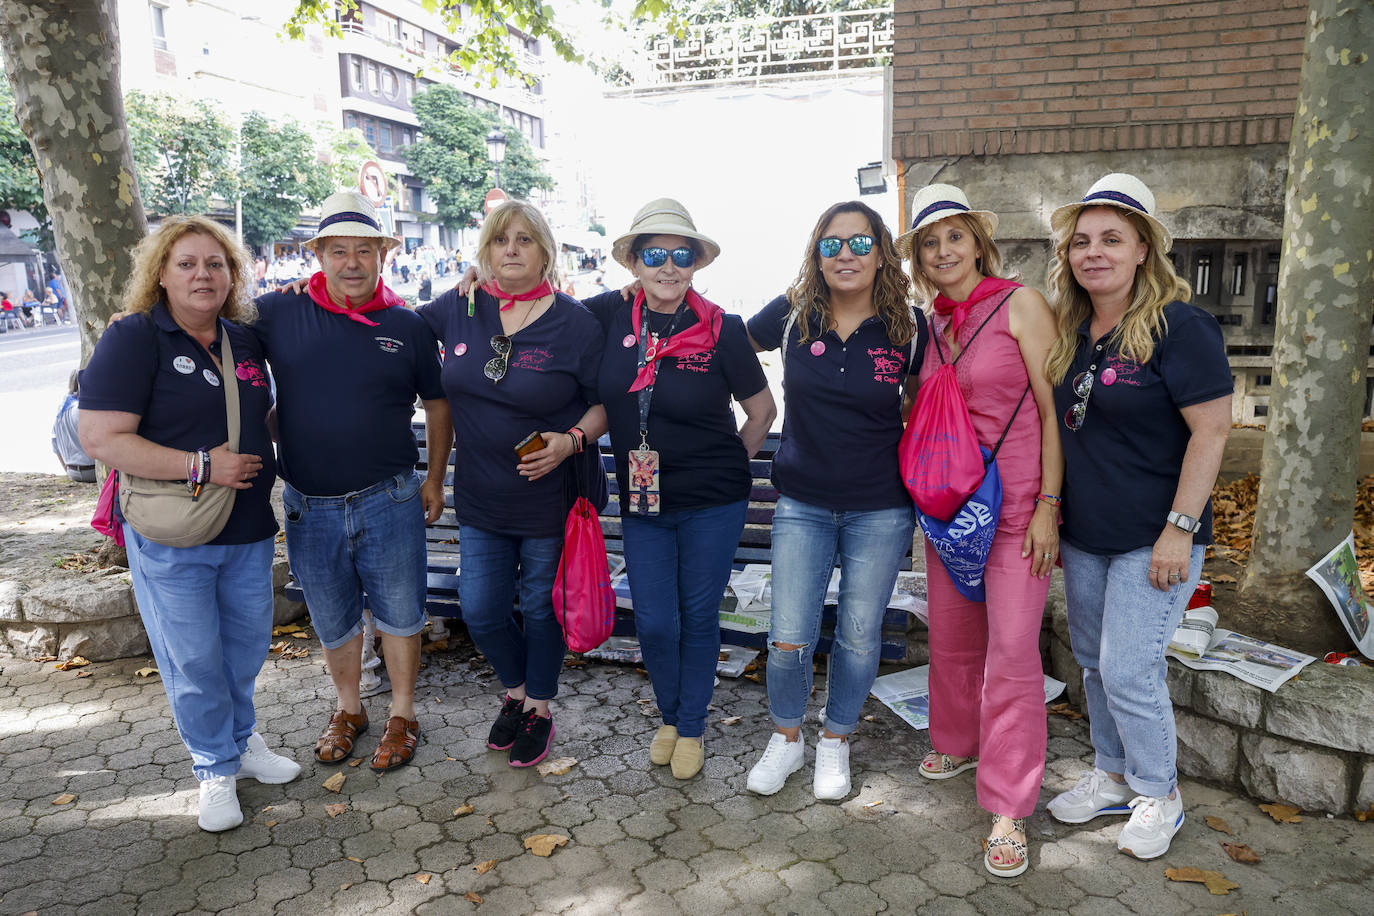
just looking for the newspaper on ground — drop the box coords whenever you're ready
[719,565,930,634]
[869,665,1065,731]
[1306,531,1374,657]
[1166,611,1315,692]
[582,636,759,678]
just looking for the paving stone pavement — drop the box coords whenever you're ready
[1,631,1371,916]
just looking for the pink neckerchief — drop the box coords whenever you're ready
[628,288,723,392]
[306,272,403,327]
[482,279,555,311]
[932,276,1021,336]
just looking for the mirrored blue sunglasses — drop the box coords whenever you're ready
[817,234,875,258]
[637,247,697,268]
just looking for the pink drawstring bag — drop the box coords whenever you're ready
[899,363,983,522]
[91,470,125,546]
[553,496,615,653]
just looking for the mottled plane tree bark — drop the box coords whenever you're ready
[1241,0,1373,652]
[0,0,146,361]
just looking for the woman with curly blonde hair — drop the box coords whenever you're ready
[1043,173,1230,862]
[80,215,295,833]
[744,200,927,801]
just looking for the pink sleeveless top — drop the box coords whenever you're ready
[919,285,1043,533]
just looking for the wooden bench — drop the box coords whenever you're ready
[284,423,914,660]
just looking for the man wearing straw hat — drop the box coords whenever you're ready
[254,190,451,773]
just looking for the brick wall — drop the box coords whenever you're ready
[891,0,1307,161]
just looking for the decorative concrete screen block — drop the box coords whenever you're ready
[59,617,149,661]
[1240,733,1349,814]
[1263,664,1374,755]
[1175,709,1240,783]
[20,574,136,625]
[1190,671,1263,728]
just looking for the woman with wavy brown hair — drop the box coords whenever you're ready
[744,200,927,801]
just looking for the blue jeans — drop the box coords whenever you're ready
[459,525,565,701]
[622,500,748,739]
[766,496,915,736]
[1061,541,1206,798]
[282,472,428,650]
[123,527,274,780]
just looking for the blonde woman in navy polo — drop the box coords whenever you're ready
[80,216,300,832]
[745,201,926,802]
[419,200,608,768]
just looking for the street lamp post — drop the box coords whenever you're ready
[485,127,508,190]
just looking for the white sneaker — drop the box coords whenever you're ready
[238,732,302,784]
[1116,791,1185,860]
[1047,768,1134,824]
[746,732,804,795]
[198,775,243,832]
[812,733,851,801]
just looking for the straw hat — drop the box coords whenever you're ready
[895,184,999,259]
[306,190,401,251]
[1050,173,1172,252]
[611,198,720,270]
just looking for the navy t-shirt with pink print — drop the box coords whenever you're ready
[748,295,928,512]
[418,288,605,539]
[79,302,278,545]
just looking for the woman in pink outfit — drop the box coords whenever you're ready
[897,184,1063,877]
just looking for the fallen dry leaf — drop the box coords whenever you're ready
[474,859,497,874]
[744,661,759,673]
[346,856,364,863]
[54,656,90,670]
[1164,866,1239,896]
[1220,841,1261,863]
[453,804,475,817]
[348,759,362,768]
[74,670,92,679]
[1354,805,1374,822]
[1259,802,1302,823]
[720,716,742,726]
[415,873,432,885]
[1211,573,1238,584]
[524,833,569,857]
[265,820,277,827]
[743,673,762,683]
[31,653,58,663]
[1203,815,1235,835]
[862,715,876,722]
[421,638,448,653]
[1047,702,1083,720]
[52,794,75,806]
[339,882,352,891]
[272,624,305,636]
[563,658,586,668]
[464,891,483,903]
[322,772,346,793]
[134,667,159,678]
[291,632,311,639]
[537,757,577,777]
[324,803,347,818]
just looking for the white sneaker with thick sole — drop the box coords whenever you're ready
[1116,791,1185,860]
[812,733,851,801]
[746,732,804,795]
[1047,768,1134,823]
[198,775,243,832]
[238,732,302,784]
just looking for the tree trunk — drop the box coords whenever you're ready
[0,0,146,362]
[1240,0,1373,654]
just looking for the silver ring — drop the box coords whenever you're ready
[1042,553,1053,559]
[1149,568,1158,573]
[1168,572,1181,581]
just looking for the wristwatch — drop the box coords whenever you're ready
[1166,510,1202,534]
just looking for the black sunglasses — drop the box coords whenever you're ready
[484,335,511,382]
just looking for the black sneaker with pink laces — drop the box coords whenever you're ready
[487,695,524,751]
[509,708,555,767]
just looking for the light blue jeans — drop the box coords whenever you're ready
[123,526,275,781]
[1061,541,1206,798]
[766,496,915,736]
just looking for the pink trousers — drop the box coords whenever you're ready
[925,527,1051,818]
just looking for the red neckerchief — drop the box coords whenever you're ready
[306,272,403,327]
[628,288,723,392]
[933,276,1021,336]
[482,279,555,311]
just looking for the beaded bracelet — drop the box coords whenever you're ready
[1035,493,1062,508]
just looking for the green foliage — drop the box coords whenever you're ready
[319,125,378,193]
[402,84,552,228]
[0,72,51,248]
[588,222,606,236]
[125,90,236,217]
[239,112,332,251]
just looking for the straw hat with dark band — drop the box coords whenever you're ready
[306,190,401,251]
[1050,173,1172,252]
[611,198,720,270]
[895,183,999,259]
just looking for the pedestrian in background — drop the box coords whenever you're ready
[52,370,96,482]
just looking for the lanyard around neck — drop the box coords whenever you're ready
[636,301,687,447]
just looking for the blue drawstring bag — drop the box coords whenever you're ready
[919,446,1002,601]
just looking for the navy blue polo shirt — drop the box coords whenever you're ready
[584,291,768,514]
[418,288,605,538]
[748,295,928,512]
[253,291,444,496]
[80,303,277,545]
[1053,301,1232,555]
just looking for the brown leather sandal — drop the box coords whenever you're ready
[370,716,420,772]
[314,709,368,764]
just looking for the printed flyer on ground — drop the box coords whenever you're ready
[1307,531,1374,657]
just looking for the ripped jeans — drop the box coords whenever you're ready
[765,496,915,736]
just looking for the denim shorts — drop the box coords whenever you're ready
[282,471,428,649]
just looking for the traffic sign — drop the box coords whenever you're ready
[484,188,508,213]
[358,160,387,206]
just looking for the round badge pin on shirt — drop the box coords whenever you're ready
[173,356,195,374]
[203,368,221,387]
[810,341,826,356]
[1100,367,1117,386]
[453,342,467,356]
[622,333,635,348]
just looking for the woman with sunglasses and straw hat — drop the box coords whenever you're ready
[1043,173,1230,861]
[417,199,608,768]
[743,201,925,802]
[581,198,775,779]
[897,183,1061,877]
